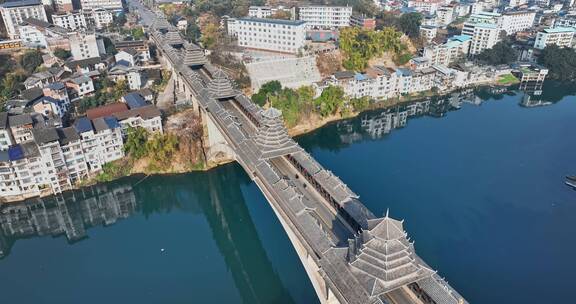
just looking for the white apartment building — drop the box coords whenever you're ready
[297,5,352,28]
[423,35,472,66]
[507,0,527,8]
[534,27,575,49]
[407,0,444,14]
[436,5,456,25]
[69,32,105,60]
[91,8,113,29]
[53,10,87,30]
[236,18,306,54]
[0,113,13,151]
[54,0,73,12]
[113,105,163,136]
[420,25,438,42]
[0,0,47,39]
[80,0,123,12]
[499,11,535,35]
[248,6,274,18]
[466,23,500,55]
[0,112,140,200]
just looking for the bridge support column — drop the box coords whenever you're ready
[201,110,235,166]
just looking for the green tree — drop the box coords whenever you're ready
[351,96,371,112]
[339,27,404,70]
[131,27,145,40]
[538,45,576,81]
[0,72,25,101]
[124,127,149,159]
[53,48,71,60]
[200,22,221,49]
[146,133,179,166]
[251,80,282,106]
[19,49,43,74]
[477,39,518,65]
[398,13,422,38]
[112,79,129,100]
[314,85,345,117]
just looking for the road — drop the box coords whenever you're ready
[126,0,156,27]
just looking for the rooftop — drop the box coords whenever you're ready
[0,0,42,8]
[32,127,59,144]
[542,27,576,33]
[86,103,128,120]
[238,17,307,26]
[122,92,148,109]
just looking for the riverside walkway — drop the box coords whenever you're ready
[146,12,468,304]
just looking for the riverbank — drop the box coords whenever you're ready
[0,81,515,204]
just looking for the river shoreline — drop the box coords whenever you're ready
[0,83,513,204]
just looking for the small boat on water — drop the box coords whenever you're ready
[566,180,576,189]
[566,175,576,182]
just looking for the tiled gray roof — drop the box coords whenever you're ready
[32,127,59,144]
[207,69,239,100]
[253,108,301,159]
[183,43,206,67]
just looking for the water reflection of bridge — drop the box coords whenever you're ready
[147,10,468,304]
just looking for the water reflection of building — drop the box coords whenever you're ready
[0,184,136,258]
[520,94,552,108]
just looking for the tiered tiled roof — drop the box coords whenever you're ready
[183,43,207,67]
[253,108,301,159]
[151,16,171,30]
[207,69,239,99]
[163,30,184,46]
[348,210,435,296]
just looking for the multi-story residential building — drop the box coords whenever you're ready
[91,8,113,29]
[43,82,70,110]
[0,113,13,151]
[407,0,444,14]
[350,14,376,30]
[507,0,527,8]
[423,35,471,66]
[420,25,438,42]
[66,75,95,98]
[534,27,575,49]
[463,22,501,55]
[113,105,163,136]
[554,15,576,28]
[114,40,151,62]
[236,18,307,54]
[80,0,123,12]
[54,0,73,12]
[248,5,294,19]
[33,128,72,193]
[248,6,274,18]
[18,18,70,50]
[108,65,143,90]
[297,5,352,28]
[58,127,89,184]
[31,96,66,118]
[0,109,146,200]
[52,10,87,30]
[69,31,105,60]
[499,11,535,35]
[0,0,47,39]
[8,114,35,144]
[436,5,456,25]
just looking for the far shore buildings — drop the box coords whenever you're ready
[0,0,47,39]
[534,27,575,49]
[52,9,113,31]
[79,0,123,12]
[236,18,307,54]
[296,5,352,28]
